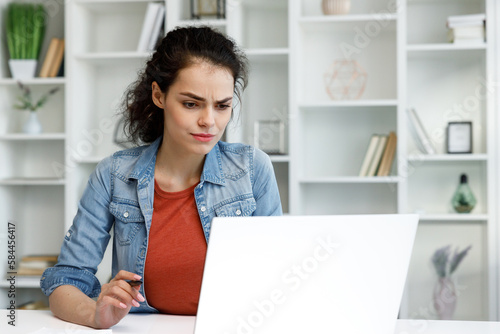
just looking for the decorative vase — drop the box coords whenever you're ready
[451,173,477,213]
[23,111,43,134]
[9,59,38,80]
[322,0,351,15]
[433,277,457,320]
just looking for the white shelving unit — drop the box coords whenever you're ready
[0,0,66,308]
[0,0,498,321]
[404,0,496,321]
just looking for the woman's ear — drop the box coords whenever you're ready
[151,81,165,109]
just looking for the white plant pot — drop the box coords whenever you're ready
[9,59,38,80]
[23,111,43,134]
[322,0,351,15]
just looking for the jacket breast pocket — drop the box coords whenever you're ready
[109,202,145,246]
[215,197,256,217]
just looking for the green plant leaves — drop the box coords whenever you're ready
[6,3,46,59]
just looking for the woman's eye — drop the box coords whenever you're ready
[184,102,197,109]
[217,104,231,110]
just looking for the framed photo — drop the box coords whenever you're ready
[191,0,225,19]
[254,120,286,155]
[447,121,472,154]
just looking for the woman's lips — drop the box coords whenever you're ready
[192,133,215,142]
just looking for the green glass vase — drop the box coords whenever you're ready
[451,174,477,213]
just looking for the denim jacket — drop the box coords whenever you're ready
[40,137,282,312]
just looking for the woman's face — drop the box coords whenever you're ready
[152,61,234,157]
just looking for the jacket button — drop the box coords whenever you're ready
[123,211,129,218]
[200,206,206,212]
[235,209,241,216]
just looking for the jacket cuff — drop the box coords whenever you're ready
[40,266,102,298]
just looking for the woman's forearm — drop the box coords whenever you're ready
[49,285,98,328]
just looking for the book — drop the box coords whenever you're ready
[147,4,165,51]
[48,39,64,77]
[407,108,436,154]
[359,135,380,177]
[448,26,485,44]
[447,13,486,28]
[137,3,162,52]
[377,131,397,177]
[56,56,65,77]
[39,38,60,77]
[21,254,58,262]
[17,254,58,276]
[366,135,387,177]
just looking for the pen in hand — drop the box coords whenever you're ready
[126,280,143,287]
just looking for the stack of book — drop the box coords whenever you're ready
[137,2,165,52]
[447,13,486,45]
[359,131,397,177]
[39,38,65,78]
[17,254,58,276]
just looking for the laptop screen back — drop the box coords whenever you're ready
[195,214,418,334]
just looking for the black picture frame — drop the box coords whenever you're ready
[447,121,472,154]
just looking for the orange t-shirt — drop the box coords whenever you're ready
[144,180,207,315]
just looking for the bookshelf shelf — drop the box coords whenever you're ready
[299,100,398,109]
[407,43,487,52]
[407,154,488,162]
[74,0,150,13]
[0,276,41,289]
[269,155,290,163]
[0,178,66,186]
[178,19,227,28]
[0,78,66,86]
[299,176,400,184]
[417,214,489,222]
[0,133,66,141]
[299,13,397,24]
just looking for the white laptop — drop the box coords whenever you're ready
[194,214,418,334]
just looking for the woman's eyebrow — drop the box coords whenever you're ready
[180,92,232,104]
[216,97,233,104]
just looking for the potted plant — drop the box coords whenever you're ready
[6,3,46,79]
[14,81,60,134]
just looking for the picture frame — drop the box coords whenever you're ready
[254,120,286,155]
[447,121,472,154]
[191,0,225,19]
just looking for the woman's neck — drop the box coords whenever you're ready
[154,142,205,192]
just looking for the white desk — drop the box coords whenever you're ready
[1,310,500,333]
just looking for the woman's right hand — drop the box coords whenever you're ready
[93,270,145,329]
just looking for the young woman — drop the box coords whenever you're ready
[40,26,282,329]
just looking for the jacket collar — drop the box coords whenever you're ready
[131,137,225,186]
[200,142,225,186]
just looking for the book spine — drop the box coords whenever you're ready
[377,131,397,177]
[407,108,436,154]
[39,38,59,78]
[48,39,64,77]
[366,135,387,177]
[147,4,165,51]
[359,135,380,177]
[137,3,161,52]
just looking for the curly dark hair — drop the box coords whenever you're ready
[121,26,249,145]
